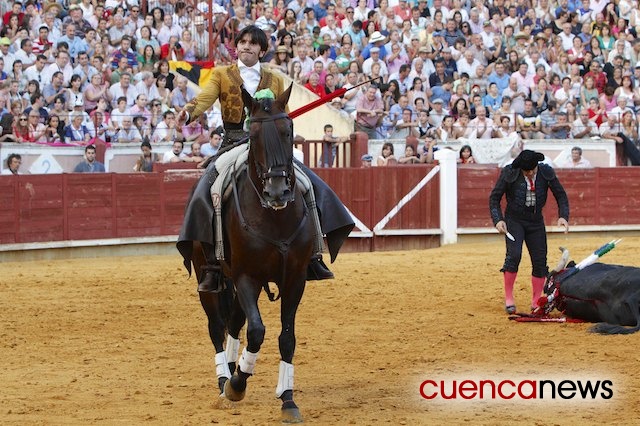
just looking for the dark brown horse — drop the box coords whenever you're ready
[192,84,313,423]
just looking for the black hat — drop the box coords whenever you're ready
[512,150,544,170]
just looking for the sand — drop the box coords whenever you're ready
[2,234,639,425]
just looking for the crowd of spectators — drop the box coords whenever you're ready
[0,0,225,153]
[1,0,639,169]
[253,0,640,166]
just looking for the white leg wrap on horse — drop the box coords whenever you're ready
[225,335,240,363]
[215,351,232,380]
[275,361,295,398]
[238,347,259,375]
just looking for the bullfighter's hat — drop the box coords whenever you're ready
[512,150,544,171]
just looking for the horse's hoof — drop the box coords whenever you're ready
[281,407,303,423]
[223,378,246,401]
[213,394,233,409]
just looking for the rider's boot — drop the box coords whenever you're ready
[306,254,334,280]
[302,189,334,281]
[199,243,224,293]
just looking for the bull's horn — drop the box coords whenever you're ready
[550,247,570,274]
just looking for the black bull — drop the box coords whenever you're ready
[542,263,640,334]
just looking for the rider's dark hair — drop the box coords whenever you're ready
[234,25,269,53]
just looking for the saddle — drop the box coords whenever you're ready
[210,144,319,262]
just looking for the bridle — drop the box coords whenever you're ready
[246,110,295,209]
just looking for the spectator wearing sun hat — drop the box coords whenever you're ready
[61,3,94,39]
[0,37,15,72]
[361,153,373,168]
[360,31,387,61]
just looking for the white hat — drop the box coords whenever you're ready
[368,31,385,43]
[211,3,227,14]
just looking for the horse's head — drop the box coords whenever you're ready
[242,84,295,210]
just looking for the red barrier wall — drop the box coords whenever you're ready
[2,167,640,249]
[0,172,197,244]
[456,167,640,228]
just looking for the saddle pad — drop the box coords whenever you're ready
[213,143,311,204]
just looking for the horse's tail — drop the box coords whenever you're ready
[589,323,640,335]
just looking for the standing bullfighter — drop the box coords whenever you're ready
[489,150,570,314]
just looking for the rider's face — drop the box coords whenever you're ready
[236,34,264,66]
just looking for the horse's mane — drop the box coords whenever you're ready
[255,97,292,170]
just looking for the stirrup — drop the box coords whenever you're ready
[199,264,225,293]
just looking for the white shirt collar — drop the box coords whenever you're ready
[238,59,261,74]
[237,59,262,96]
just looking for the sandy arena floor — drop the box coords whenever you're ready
[1,235,639,425]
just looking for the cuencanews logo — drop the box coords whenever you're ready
[419,379,613,400]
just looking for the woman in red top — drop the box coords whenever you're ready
[586,97,607,128]
[13,114,33,143]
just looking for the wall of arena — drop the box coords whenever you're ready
[2,147,640,261]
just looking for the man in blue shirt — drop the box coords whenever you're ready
[430,78,453,108]
[73,145,106,173]
[442,20,464,48]
[56,24,88,63]
[487,60,510,92]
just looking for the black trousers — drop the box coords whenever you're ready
[501,216,548,278]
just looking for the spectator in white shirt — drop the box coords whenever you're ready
[557,146,593,168]
[162,140,188,163]
[571,110,599,138]
[24,54,48,86]
[469,105,496,139]
[109,72,138,109]
[157,14,183,46]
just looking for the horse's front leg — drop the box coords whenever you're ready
[277,276,306,423]
[224,275,264,402]
[199,292,229,394]
[224,292,247,377]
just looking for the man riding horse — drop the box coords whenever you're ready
[176,25,354,291]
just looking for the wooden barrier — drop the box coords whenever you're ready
[0,172,197,244]
[456,167,640,228]
[3,166,640,251]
